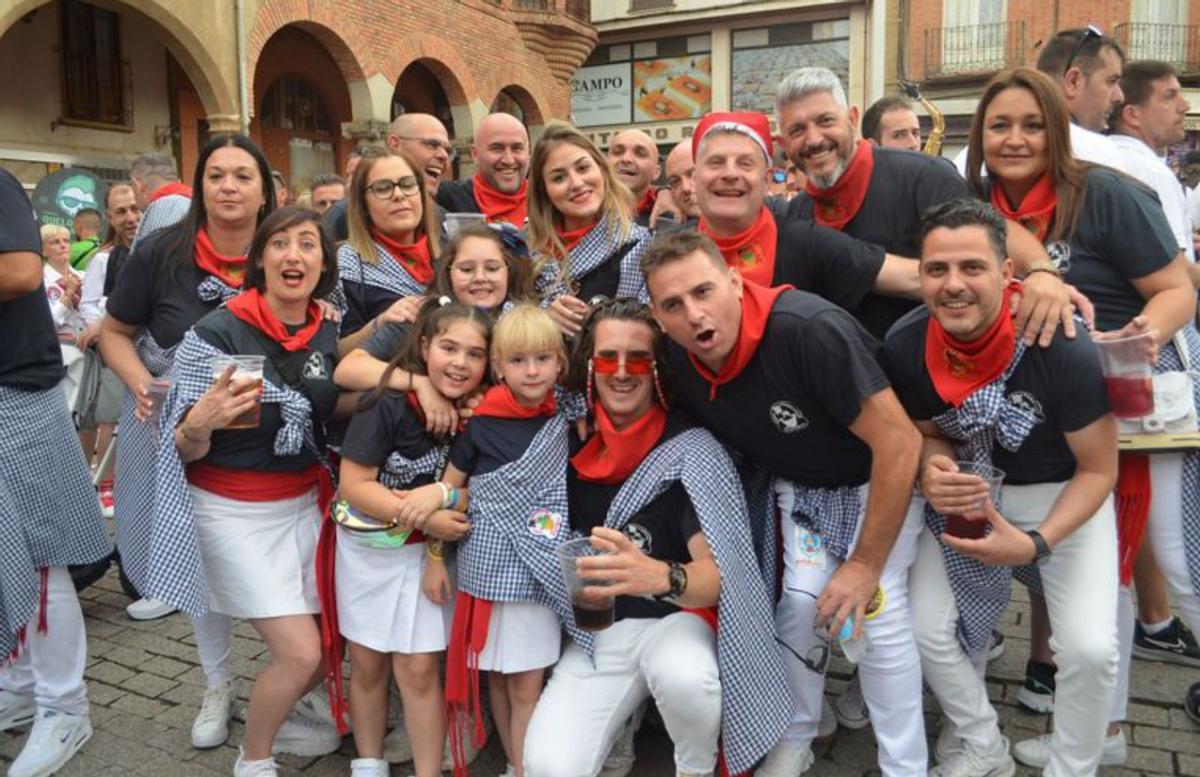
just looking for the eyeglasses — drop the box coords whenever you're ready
[365,176,421,199]
[394,136,458,162]
[1062,25,1104,75]
[592,354,654,375]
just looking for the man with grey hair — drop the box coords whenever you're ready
[128,153,189,252]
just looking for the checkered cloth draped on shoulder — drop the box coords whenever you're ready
[328,240,428,316]
[776,481,862,565]
[381,446,447,491]
[534,214,650,303]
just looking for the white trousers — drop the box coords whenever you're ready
[524,612,720,777]
[911,482,1118,777]
[774,484,927,777]
[192,611,232,687]
[0,567,88,715]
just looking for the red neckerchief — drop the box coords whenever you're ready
[225,287,322,352]
[555,218,599,257]
[471,382,556,419]
[372,229,433,285]
[472,173,528,226]
[147,182,192,205]
[924,281,1021,407]
[689,280,789,401]
[698,206,778,287]
[990,173,1057,243]
[571,404,668,485]
[636,187,657,218]
[194,228,247,288]
[805,139,875,230]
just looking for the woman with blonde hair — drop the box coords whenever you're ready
[527,122,651,337]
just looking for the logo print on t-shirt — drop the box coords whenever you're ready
[302,352,328,380]
[1045,241,1071,274]
[624,523,652,555]
[769,401,808,433]
[1007,390,1046,423]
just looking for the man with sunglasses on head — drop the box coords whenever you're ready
[437,112,531,228]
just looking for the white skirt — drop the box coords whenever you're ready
[476,601,562,674]
[189,485,321,619]
[335,528,452,654]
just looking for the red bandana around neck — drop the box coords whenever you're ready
[148,182,192,205]
[571,403,667,485]
[194,228,247,289]
[636,187,658,218]
[924,281,1021,407]
[471,382,556,419]
[990,173,1058,243]
[699,206,778,287]
[805,139,875,231]
[372,230,433,285]
[689,280,790,401]
[225,287,322,352]
[555,218,600,256]
[472,173,528,226]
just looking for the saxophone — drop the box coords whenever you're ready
[899,80,945,157]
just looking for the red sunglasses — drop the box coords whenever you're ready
[592,354,654,375]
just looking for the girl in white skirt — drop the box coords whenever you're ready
[334,299,492,777]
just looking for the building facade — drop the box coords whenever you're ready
[0,0,595,191]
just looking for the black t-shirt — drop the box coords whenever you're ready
[568,413,703,621]
[449,414,550,476]
[786,149,969,338]
[0,169,64,390]
[362,320,413,361]
[103,243,131,297]
[322,199,350,243]
[669,291,889,486]
[436,179,481,215]
[882,307,1110,484]
[341,390,440,487]
[106,227,218,349]
[191,308,340,472]
[773,219,885,312]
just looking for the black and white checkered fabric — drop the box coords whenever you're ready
[380,446,447,491]
[776,481,863,564]
[456,415,571,605]
[738,465,778,596]
[113,331,178,595]
[130,194,188,253]
[535,215,650,302]
[144,331,320,615]
[927,341,1038,656]
[328,241,427,314]
[0,385,110,658]
[197,276,242,304]
[550,428,792,774]
[1159,326,1200,600]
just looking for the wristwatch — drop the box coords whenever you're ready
[1026,530,1052,566]
[653,561,688,602]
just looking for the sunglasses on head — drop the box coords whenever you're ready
[1062,25,1104,75]
[592,354,654,375]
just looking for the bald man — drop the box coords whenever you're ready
[437,112,531,226]
[386,112,454,190]
[663,139,700,224]
[607,129,661,226]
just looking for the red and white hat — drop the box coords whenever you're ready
[692,111,773,162]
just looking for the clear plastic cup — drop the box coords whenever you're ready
[146,377,173,427]
[1095,331,1156,419]
[556,536,615,632]
[943,462,1004,540]
[210,354,265,429]
[443,212,487,238]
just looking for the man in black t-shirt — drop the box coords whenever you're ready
[882,199,1118,777]
[642,230,926,776]
[436,113,530,226]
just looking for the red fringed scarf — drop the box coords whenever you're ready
[925,282,1022,407]
[472,173,528,226]
[805,139,875,231]
[1116,453,1152,586]
[225,288,322,351]
[194,228,247,289]
[571,404,667,485]
[372,229,433,285]
[699,206,778,288]
[990,173,1057,243]
[147,181,192,205]
[688,280,789,401]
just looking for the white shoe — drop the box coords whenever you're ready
[192,680,234,749]
[233,747,279,776]
[350,757,390,776]
[815,696,837,742]
[600,712,638,777]
[273,710,341,757]
[125,597,177,621]
[0,689,36,731]
[8,709,92,777]
[754,741,814,776]
[929,741,1015,777]
[1012,729,1126,768]
[832,675,870,730]
[934,723,963,763]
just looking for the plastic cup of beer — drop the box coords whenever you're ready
[146,377,173,427]
[443,212,487,238]
[209,355,265,429]
[943,462,1004,540]
[556,536,615,632]
[1094,331,1156,419]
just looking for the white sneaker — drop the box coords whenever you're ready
[233,747,279,776]
[350,757,390,776]
[192,680,234,749]
[125,597,177,621]
[0,689,36,731]
[934,723,963,763]
[600,712,638,777]
[815,696,837,743]
[754,741,815,776]
[832,675,870,730]
[8,709,92,777]
[929,742,1015,777]
[1012,729,1126,768]
[273,711,341,757]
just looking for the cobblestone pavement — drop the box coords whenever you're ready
[2,570,1197,776]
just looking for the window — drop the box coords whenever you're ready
[731,20,849,113]
[60,0,129,127]
[260,77,333,134]
[936,0,1009,75]
[1126,0,1188,62]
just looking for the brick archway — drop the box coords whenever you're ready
[483,70,552,128]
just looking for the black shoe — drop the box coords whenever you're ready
[987,629,1005,661]
[1016,659,1055,714]
[1132,617,1200,667]
[1186,681,1200,727]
